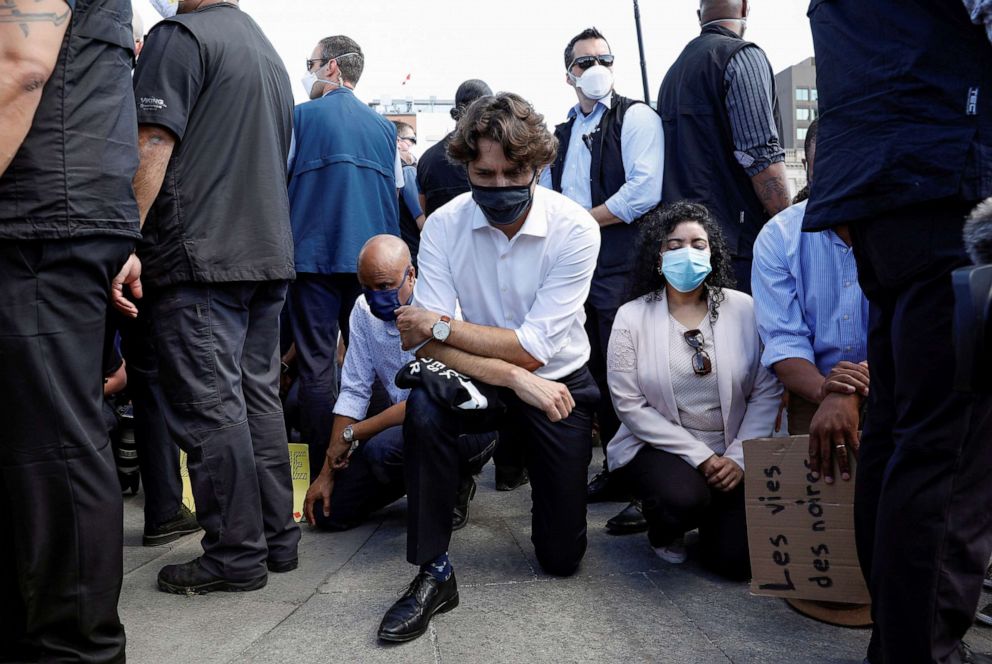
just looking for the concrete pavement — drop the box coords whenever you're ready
[119,452,992,663]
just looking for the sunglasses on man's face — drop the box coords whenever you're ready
[683,329,712,376]
[398,135,417,145]
[305,57,329,71]
[570,54,615,71]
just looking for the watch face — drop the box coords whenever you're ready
[432,320,450,342]
[343,426,354,442]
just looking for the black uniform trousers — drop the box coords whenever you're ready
[0,238,132,664]
[586,272,627,461]
[850,198,992,664]
[145,281,300,581]
[287,272,362,480]
[404,367,598,576]
[118,311,184,529]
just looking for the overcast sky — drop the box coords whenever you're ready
[134,1,814,122]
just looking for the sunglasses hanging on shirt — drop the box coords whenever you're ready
[683,329,713,376]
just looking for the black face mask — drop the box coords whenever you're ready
[469,171,537,226]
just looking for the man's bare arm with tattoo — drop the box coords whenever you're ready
[133,125,176,226]
[751,161,792,217]
[110,124,177,318]
[0,0,72,176]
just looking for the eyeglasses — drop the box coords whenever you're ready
[305,57,329,71]
[570,54,615,71]
[397,135,417,145]
[683,330,712,376]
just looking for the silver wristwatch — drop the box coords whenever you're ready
[431,315,452,343]
[342,425,359,455]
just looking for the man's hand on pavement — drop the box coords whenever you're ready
[303,468,334,525]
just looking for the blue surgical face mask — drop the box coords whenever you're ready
[661,247,712,293]
[469,172,537,226]
[364,267,412,321]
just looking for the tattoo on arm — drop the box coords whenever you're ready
[0,0,71,38]
[751,162,792,217]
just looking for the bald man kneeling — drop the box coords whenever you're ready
[302,235,496,531]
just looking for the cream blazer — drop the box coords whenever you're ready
[605,289,782,472]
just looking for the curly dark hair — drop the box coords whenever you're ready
[626,201,736,323]
[446,92,558,171]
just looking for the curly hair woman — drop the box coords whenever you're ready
[605,201,782,580]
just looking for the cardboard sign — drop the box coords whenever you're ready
[744,436,869,604]
[180,443,311,523]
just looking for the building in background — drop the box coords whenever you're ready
[775,57,818,150]
[369,97,458,158]
[775,57,818,198]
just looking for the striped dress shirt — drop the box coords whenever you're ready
[724,45,785,177]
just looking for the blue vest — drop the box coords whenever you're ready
[551,93,641,279]
[288,88,400,274]
[804,0,992,230]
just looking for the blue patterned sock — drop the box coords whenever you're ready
[420,552,452,582]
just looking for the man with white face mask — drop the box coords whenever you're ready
[286,36,404,483]
[539,27,663,534]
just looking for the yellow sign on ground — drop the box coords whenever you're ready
[180,443,310,523]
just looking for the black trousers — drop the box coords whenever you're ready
[287,272,362,480]
[312,425,496,531]
[850,199,992,664]
[118,312,183,528]
[615,445,750,580]
[404,367,598,576]
[146,281,300,580]
[0,237,132,663]
[731,256,753,295]
[586,272,626,462]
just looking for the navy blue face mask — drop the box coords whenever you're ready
[364,267,413,321]
[469,171,537,226]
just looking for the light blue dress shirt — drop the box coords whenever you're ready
[332,296,413,420]
[538,96,664,223]
[752,200,869,376]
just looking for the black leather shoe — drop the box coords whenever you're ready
[495,466,529,492]
[157,558,267,595]
[377,572,459,643]
[605,500,648,534]
[266,557,298,573]
[143,504,201,547]
[452,477,477,531]
[587,469,632,503]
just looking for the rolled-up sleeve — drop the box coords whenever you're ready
[514,221,599,365]
[752,224,817,369]
[411,213,458,318]
[604,103,664,222]
[724,45,785,177]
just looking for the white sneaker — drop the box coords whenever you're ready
[653,537,687,564]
